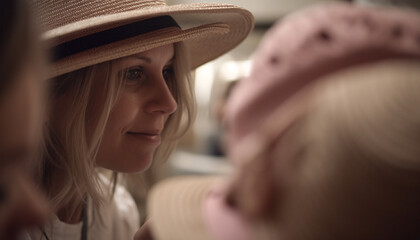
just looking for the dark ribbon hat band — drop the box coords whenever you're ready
[52,15,180,61]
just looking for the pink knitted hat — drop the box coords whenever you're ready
[225,2,420,161]
[147,3,420,240]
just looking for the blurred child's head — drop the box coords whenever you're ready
[147,3,420,240]
[228,59,420,240]
[224,3,420,240]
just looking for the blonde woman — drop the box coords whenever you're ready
[29,0,253,239]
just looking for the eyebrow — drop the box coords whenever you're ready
[133,56,152,63]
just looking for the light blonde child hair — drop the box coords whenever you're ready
[38,42,195,220]
[230,59,420,240]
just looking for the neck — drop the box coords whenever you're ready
[57,200,84,224]
[48,170,85,224]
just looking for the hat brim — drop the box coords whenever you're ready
[43,4,254,77]
[147,175,223,240]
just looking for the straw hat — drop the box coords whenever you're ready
[148,175,253,240]
[148,176,223,240]
[31,0,254,77]
[147,3,420,240]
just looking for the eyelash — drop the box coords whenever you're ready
[162,66,174,82]
[122,66,174,85]
[123,66,144,82]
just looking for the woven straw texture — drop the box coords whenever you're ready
[148,176,222,240]
[31,0,254,77]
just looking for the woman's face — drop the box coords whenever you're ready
[95,44,177,172]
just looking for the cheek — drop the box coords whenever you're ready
[95,93,153,172]
[104,94,140,135]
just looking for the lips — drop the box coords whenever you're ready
[126,130,162,143]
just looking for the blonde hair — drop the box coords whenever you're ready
[39,42,195,219]
[234,59,420,240]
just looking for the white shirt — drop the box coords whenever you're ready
[27,175,140,240]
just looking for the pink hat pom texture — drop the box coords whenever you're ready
[226,3,420,155]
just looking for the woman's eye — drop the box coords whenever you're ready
[124,67,144,82]
[162,67,174,82]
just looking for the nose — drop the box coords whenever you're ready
[144,74,177,115]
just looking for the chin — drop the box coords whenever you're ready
[97,149,156,173]
[118,155,154,173]
[124,164,153,173]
